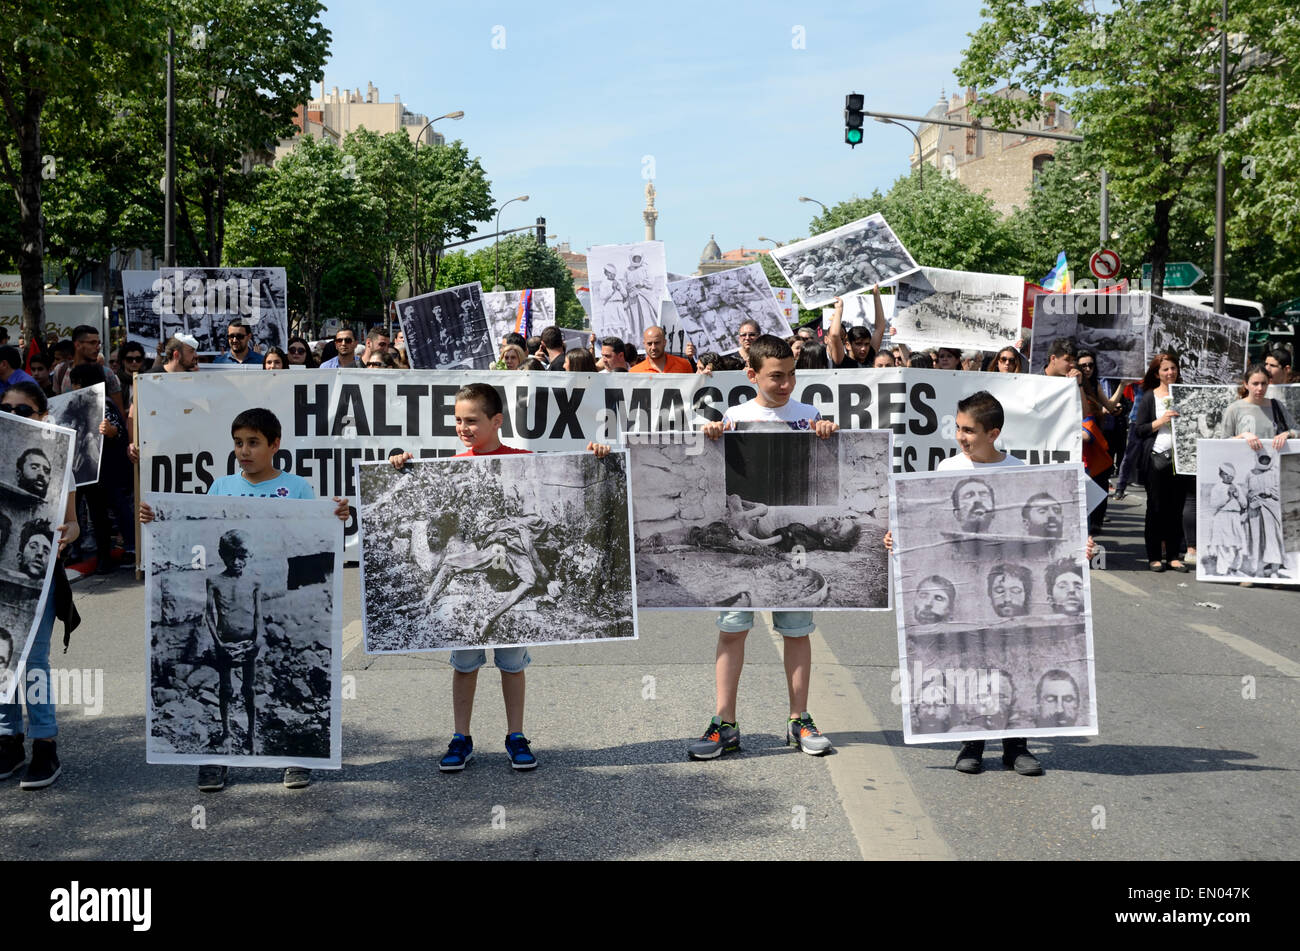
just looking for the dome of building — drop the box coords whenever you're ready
[700,234,721,262]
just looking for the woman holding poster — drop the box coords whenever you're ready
[1133,352,1192,572]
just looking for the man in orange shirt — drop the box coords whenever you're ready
[630,326,694,374]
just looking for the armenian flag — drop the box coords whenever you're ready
[513,288,533,337]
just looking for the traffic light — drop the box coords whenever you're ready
[845,92,864,147]
[536,216,546,246]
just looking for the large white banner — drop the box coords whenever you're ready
[137,368,1082,557]
[0,294,106,352]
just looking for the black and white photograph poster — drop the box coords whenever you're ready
[144,494,344,768]
[395,281,495,370]
[482,287,556,346]
[1195,439,1300,584]
[1283,453,1300,555]
[587,240,668,343]
[157,266,288,357]
[1147,294,1248,385]
[1029,291,1148,379]
[47,382,105,487]
[121,269,163,350]
[667,264,790,355]
[1267,383,1300,426]
[769,213,920,310]
[629,430,892,611]
[1170,384,1239,475]
[0,413,75,704]
[890,465,1098,744]
[357,451,637,653]
[891,267,1024,352]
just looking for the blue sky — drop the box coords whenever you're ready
[319,1,985,276]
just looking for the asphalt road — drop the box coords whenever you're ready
[3,489,1296,861]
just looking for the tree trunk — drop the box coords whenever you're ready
[16,89,48,346]
[1149,198,1173,298]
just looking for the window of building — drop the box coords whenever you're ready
[1032,153,1054,186]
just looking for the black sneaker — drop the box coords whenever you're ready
[505,732,538,770]
[282,767,312,789]
[197,765,227,792]
[20,739,61,789]
[0,734,25,780]
[954,740,985,774]
[1002,739,1043,776]
[687,716,741,760]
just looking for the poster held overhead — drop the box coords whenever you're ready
[1146,295,1249,385]
[587,241,668,343]
[395,281,494,370]
[890,267,1025,352]
[157,267,288,357]
[668,264,790,355]
[482,288,556,345]
[1029,292,1148,379]
[769,214,919,310]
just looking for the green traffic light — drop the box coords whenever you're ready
[845,128,863,145]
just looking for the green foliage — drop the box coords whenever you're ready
[437,235,586,328]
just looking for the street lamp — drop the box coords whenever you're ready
[797,196,828,214]
[874,116,924,190]
[411,111,464,300]
[493,195,529,291]
[757,236,783,247]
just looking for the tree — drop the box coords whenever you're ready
[437,235,586,328]
[0,1,160,341]
[225,134,375,333]
[956,0,1295,298]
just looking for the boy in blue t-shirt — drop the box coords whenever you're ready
[141,407,348,792]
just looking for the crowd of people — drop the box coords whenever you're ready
[0,306,1295,792]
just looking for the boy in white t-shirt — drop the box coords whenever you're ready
[885,390,1094,776]
[689,334,839,760]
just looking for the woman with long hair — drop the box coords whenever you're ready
[285,337,318,368]
[989,346,1024,373]
[1132,351,1192,571]
[1215,363,1298,451]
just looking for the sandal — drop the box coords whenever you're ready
[1149,561,1166,572]
[1168,561,1189,572]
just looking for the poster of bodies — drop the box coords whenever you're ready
[157,267,288,357]
[1147,294,1248,384]
[891,267,1024,352]
[358,451,637,653]
[1030,292,1148,378]
[482,288,556,345]
[144,494,344,767]
[587,241,668,343]
[395,281,494,370]
[48,382,105,487]
[891,465,1098,744]
[0,413,75,704]
[1195,439,1300,584]
[629,430,892,611]
[1170,384,1239,475]
[121,270,162,350]
[668,264,790,355]
[770,214,920,310]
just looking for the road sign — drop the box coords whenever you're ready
[1141,261,1205,288]
[1089,249,1121,280]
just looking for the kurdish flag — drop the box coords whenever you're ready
[1041,252,1072,292]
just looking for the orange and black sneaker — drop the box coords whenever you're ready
[687,716,740,760]
[786,712,832,755]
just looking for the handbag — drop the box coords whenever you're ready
[1151,448,1173,472]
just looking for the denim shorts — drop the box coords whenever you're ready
[716,611,815,638]
[449,646,532,674]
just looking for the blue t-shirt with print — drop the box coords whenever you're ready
[208,470,315,500]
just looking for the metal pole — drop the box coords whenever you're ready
[164,27,176,268]
[493,205,504,290]
[1213,0,1228,313]
[412,119,434,299]
[1100,168,1109,250]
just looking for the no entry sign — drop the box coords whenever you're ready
[1089,248,1121,281]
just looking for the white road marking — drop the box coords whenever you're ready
[1187,624,1300,679]
[759,616,954,861]
[1093,570,1148,598]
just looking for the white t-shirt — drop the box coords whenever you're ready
[936,451,1026,471]
[721,397,822,432]
[1152,392,1175,453]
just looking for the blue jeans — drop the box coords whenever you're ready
[0,597,58,740]
[716,611,815,637]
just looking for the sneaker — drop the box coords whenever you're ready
[0,734,26,780]
[786,712,833,755]
[282,767,312,789]
[687,716,740,760]
[439,734,474,772]
[20,739,61,789]
[955,740,985,774]
[504,732,538,770]
[1002,739,1043,776]
[197,764,227,792]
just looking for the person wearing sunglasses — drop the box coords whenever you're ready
[285,336,318,368]
[213,320,265,366]
[0,381,81,790]
[320,328,359,368]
